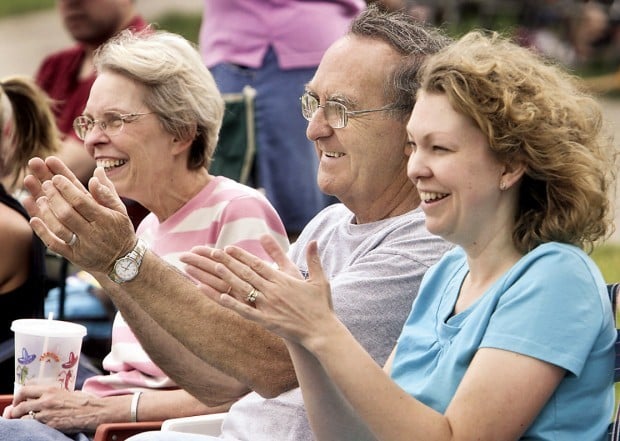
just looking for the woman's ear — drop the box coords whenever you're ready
[499,160,526,191]
[171,125,197,155]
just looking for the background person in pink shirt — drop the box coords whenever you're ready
[200,0,365,239]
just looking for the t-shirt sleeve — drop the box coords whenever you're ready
[481,245,608,376]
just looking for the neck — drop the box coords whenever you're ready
[350,179,419,224]
[147,168,212,222]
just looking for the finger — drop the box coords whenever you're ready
[219,293,267,325]
[259,235,300,277]
[30,197,75,254]
[27,156,54,184]
[49,175,100,225]
[305,241,333,309]
[44,156,89,193]
[22,191,40,219]
[224,245,279,284]
[36,192,76,244]
[305,241,327,284]
[89,168,128,214]
[180,249,232,294]
[208,248,259,300]
[2,404,13,419]
[41,180,90,235]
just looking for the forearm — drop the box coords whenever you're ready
[78,390,230,430]
[285,341,377,441]
[133,389,232,422]
[97,252,297,398]
[306,323,450,441]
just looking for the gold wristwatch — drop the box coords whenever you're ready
[108,238,148,284]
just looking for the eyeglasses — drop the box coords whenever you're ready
[72,112,154,140]
[300,93,400,129]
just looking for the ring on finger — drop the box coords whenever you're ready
[245,287,260,303]
[65,232,78,247]
[226,285,232,295]
[28,410,37,420]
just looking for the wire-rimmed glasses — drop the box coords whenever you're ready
[72,112,154,140]
[300,92,400,129]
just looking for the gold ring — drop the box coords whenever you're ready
[28,410,36,420]
[245,287,260,303]
[226,285,232,295]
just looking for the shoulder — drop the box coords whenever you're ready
[500,242,608,315]
[0,204,32,255]
[38,45,83,69]
[36,45,84,81]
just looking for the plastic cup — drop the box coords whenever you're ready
[11,319,87,394]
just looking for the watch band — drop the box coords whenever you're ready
[108,238,148,284]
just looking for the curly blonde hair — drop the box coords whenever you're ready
[419,31,617,253]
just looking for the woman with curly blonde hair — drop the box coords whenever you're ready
[206,31,618,440]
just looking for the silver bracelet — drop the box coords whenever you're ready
[130,391,142,423]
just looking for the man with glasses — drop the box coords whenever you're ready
[23,6,451,441]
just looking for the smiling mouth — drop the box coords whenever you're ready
[97,159,127,172]
[419,191,449,203]
[323,151,345,158]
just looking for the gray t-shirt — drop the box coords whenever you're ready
[220,203,451,441]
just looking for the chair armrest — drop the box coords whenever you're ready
[0,395,13,414]
[93,421,162,441]
[161,413,227,435]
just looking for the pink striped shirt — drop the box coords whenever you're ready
[82,176,288,396]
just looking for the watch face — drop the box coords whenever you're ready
[114,257,139,281]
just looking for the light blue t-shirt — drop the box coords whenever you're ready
[391,242,615,440]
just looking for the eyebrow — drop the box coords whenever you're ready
[305,89,357,108]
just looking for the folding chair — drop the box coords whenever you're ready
[209,85,257,185]
[161,412,226,435]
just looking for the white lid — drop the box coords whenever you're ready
[11,319,87,338]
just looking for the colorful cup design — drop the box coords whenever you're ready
[12,319,87,393]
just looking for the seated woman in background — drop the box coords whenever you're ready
[0,30,288,440]
[205,31,617,440]
[0,76,59,393]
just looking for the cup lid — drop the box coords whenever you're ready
[11,319,87,338]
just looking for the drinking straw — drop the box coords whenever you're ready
[36,312,54,383]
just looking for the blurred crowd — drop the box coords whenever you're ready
[372,0,620,72]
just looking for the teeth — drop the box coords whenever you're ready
[97,159,127,170]
[324,151,345,158]
[419,191,448,202]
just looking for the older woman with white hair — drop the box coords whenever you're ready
[0,30,288,440]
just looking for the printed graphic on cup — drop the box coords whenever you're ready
[12,319,87,393]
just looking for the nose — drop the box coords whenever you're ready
[406,148,431,184]
[305,107,334,141]
[83,123,108,154]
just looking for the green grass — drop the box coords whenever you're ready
[592,243,620,284]
[0,0,54,17]
[151,12,202,43]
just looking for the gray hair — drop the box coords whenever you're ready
[93,29,225,170]
[350,4,451,118]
